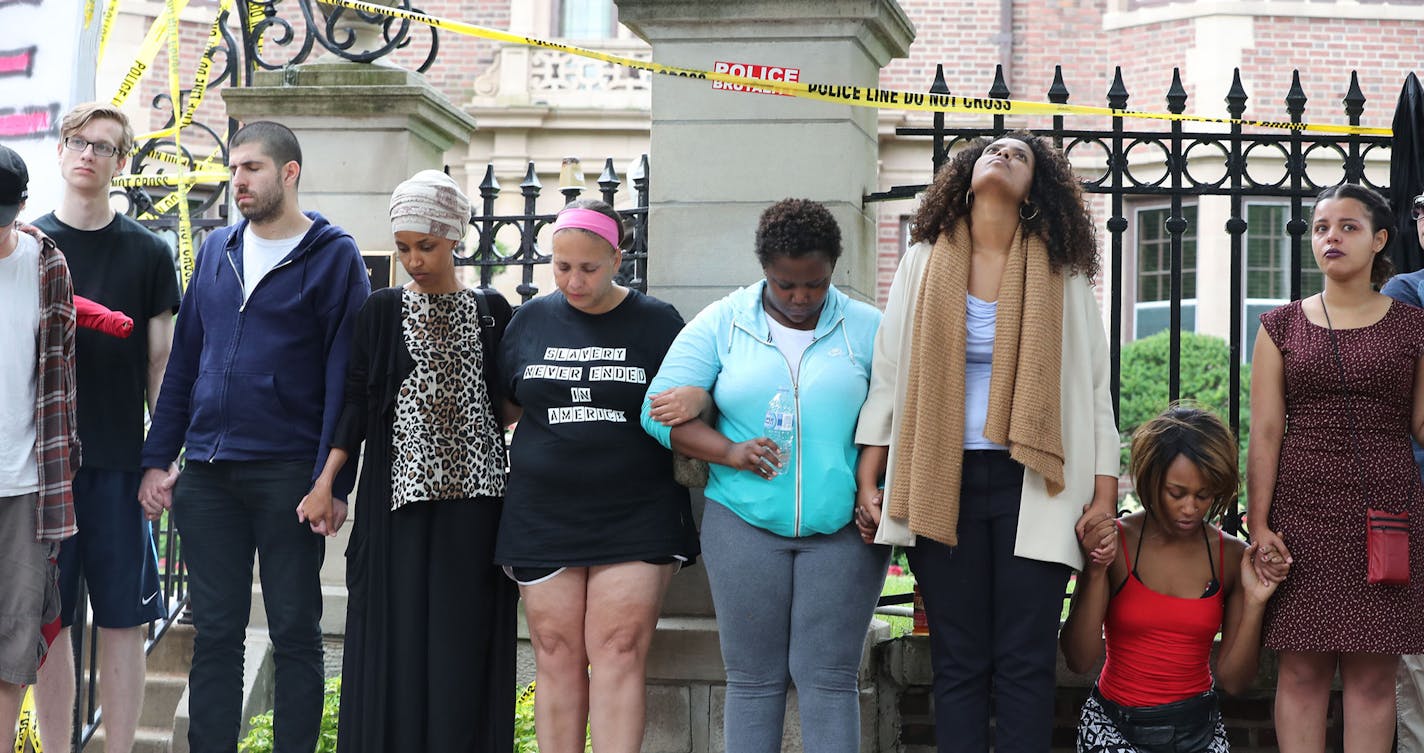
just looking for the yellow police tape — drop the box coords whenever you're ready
[13,686,41,753]
[134,0,233,143]
[110,0,190,108]
[139,144,226,217]
[106,0,231,284]
[139,139,228,218]
[98,0,121,66]
[164,0,199,287]
[113,170,231,187]
[326,0,1391,138]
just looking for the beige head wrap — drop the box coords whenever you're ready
[389,170,470,241]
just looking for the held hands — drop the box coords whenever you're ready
[648,386,711,427]
[138,463,179,521]
[1075,501,1117,570]
[723,437,785,480]
[297,484,348,537]
[1241,542,1286,605]
[854,486,883,544]
[1250,527,1292,585]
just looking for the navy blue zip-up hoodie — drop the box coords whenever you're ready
[142,212,369,498]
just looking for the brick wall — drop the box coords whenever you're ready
[871,1,1423,306]
[1240,16,1418,130]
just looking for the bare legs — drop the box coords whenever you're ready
[1275,650,1398,753]
[35,626,147,753]
[0,681,22,753]
[521,562,675,753]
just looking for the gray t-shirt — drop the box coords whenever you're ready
[0,231,40,494]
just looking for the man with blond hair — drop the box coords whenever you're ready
[32,102,179,753]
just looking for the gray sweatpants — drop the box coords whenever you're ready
[701,499,890,753]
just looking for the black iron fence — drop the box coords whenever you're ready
[869,63,1394,617]
[460,156,651,303]
[866,62,1393,532]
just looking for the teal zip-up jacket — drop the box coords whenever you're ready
[640,281,881,537]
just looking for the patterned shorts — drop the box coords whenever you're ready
[1077,692,1230,753]
[0,493,60,686]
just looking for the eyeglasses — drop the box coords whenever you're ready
[1413,196,1424,222]
[63,137,119,158]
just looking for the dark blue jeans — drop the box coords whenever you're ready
[907,450,1072,753]
[173,460,324,753]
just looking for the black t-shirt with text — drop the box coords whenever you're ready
[495,289,695,567]
[34,212,180,469]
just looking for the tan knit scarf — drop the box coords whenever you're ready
[887,220,1066,546]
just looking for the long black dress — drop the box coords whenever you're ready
[333,285,517,753]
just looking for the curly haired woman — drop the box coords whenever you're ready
[855,132,1120,753]
[640,198,887,753]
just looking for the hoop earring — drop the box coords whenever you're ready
[1020,201,1040,221]
[964,189,974,207]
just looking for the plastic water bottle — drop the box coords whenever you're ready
[763,386,795,474]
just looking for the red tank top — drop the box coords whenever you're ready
[1097,520,1225,708]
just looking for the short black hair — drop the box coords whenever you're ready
[230,121,303,184]
[754,198,842,268]
[1314,183,1394,286]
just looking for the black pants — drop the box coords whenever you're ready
[907,451,1071,753]
[173,460,325,753]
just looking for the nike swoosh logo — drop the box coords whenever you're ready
[142,592,160,606]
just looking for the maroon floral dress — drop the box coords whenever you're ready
[1261,299,1424,653]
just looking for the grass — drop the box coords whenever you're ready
[878,573,917,637]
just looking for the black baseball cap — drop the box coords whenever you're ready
[0,144,30,226]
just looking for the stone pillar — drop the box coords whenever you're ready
[223,63,478,265]
[617,0,915,317]
[222,63,476,635]
[614,4,913,751]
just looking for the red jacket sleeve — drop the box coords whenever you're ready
[74,295,134,339]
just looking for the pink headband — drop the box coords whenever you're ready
[551,207,620,251]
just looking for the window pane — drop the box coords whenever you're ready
[1136,206,1196,303]
[560,0,615,38]
[1245,204,1319,300]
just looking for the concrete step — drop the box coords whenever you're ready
[87,725,171,753]
[145,624,195,676]
[138,672,187,730]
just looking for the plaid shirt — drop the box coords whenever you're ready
[33,233,80,542]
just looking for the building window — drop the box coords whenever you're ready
[1245,203,1323,300]
[1137,205,1198,302]
[1133,205,1197,339]
[557,0,617,38]
[1243,202,1323,359]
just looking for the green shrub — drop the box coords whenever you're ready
[513,680,593,752]
[515,682,537,753]
[1117,330,1251,511]
[239,677,341,753]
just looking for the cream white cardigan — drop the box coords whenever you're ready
[854,240,1120,570]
